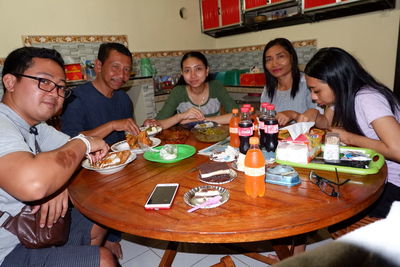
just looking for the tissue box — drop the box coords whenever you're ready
[276,133,322,164]
[240,73,266,86]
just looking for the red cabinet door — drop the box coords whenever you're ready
[220,0,241,26]
[201,0,220,30]
[303,0,337,9]
[244,0,268,10]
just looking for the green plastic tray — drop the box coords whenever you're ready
[276,146,385,175]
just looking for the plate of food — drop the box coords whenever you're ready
[143,144,196,163]
[82,150,136,174]
[191,125,229,143]
[209,146,238,162]
[139,125,162,137]
[198,162,237,184]
[183,185,229,209]
[111,134,161,154]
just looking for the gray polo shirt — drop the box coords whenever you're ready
[0,103,69,264]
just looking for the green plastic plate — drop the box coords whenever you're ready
[276,146,385,175]
[143,144,196,163]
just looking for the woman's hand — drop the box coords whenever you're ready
[276,112,292,126]
[143,119,161,127]
[179,107,205,121]
[296,109,319,123]
[329,127,355,145]
[31,189,69,228]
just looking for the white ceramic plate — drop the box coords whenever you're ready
[111,137,161,154]
[183,185,229,209]
[199,169,237,185]
[139,126,162,137]
[82,152,136,175]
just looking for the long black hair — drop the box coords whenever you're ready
[262,38,300,101]
[176,51,211,86]
[305,47,399,135]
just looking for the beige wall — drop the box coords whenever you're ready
[0,0,214,56]
[215,10,400,89]
[0,0,398,87]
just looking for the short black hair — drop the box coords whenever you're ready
[97,42,132,64]
[2,47,64,88]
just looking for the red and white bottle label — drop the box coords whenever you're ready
[229,127,238,134]
[265,124,278,134]
[244,166,265,176]
[238,127,253,136]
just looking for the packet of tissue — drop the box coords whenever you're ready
[276,122,323,164]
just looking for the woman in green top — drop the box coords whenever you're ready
[145,51,238,129]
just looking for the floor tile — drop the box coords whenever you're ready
[119,239,150,264]
[121,250,161,267]
[171,252,208,267]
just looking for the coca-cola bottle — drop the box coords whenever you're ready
[265,104,278,162]
[238,107,253,154]
[258,102,269,150]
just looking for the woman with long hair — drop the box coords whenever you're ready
[261,38,320,126]
[145,51,238,129]
[304,47,400,218]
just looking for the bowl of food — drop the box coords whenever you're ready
[191,125,229,143]
[157,126,190,144]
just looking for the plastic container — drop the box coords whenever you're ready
[324,132,340,163]
[244,137,266,197]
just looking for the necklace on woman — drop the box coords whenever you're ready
[188,84,208,109]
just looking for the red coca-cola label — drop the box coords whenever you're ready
[265,124,278,134]
[238,127,253,136]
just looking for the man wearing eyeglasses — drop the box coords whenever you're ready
[61,42,139,259]
[0,47,116,266]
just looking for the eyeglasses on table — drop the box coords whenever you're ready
[309,168,350,198]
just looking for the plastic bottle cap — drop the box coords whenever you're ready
[249,136,259,145]
[266,104,275,110]
[240,107,250,113]
[232,108,238,114]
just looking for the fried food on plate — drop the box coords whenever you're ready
[93,150,131,168]
[126,131,152,149]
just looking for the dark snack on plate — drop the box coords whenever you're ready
[157,126,189,144]
[198,162,231,182]
[92,150,131,168]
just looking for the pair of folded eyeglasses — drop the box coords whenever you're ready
[309,168,350,197]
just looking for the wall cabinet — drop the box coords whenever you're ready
[201,0,242,31]
[201,0,395,37]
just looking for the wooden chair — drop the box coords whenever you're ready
[330,215,381,239]
[210,256,236,267]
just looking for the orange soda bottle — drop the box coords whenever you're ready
[250,106,259,137]
[229,108,240,148]
[244,137,266,198]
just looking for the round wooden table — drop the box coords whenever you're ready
[69,134,386,264]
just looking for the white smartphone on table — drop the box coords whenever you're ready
[144,183,179,210]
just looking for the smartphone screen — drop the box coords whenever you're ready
[145,183,179,210]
